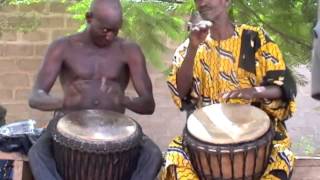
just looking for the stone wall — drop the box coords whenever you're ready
[0,1,185,149]
[0,2,79,124]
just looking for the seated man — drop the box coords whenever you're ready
[28,0,162,179]
[161,0,296,180]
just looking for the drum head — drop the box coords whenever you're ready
[187,104,270,144]
[57,110,137,143]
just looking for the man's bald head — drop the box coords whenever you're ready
[87,0,122,28]
[85,0,123,47]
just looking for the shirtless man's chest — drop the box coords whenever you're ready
[59,38,130,111]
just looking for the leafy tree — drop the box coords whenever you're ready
[232,0,317,66]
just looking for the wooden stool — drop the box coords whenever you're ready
[0,151,33,180]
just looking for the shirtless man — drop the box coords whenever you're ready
[28,0,162,179]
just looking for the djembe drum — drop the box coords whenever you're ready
[183,104,274,180]
[50,110,142,180]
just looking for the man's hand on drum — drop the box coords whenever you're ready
[221,88,258,101]
[99,77,126,107]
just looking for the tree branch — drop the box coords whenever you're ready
[237,0,312,50]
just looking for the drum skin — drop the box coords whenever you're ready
[50,110,143,180]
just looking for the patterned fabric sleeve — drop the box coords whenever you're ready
[167,39,201,109]
[255,29,296,122]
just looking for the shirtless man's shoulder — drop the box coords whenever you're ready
[118,38,146,65]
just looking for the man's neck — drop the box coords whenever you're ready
[209,14,234,41]
[83,29,95,46]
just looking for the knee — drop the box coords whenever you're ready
[140,136,163,163]
[147,145,162,164]
[28,135,51,160]
[28,144,39,163]
[28,140,44,157]
[151,145,162,156]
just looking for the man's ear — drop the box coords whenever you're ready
[85,12,93,23]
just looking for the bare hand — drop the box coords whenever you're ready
[99,79,125,106]
[188,20,212,47]
[221,88,258,101]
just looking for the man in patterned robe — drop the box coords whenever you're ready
[161,0,296,179]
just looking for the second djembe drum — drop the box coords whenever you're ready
[184,104,274,180]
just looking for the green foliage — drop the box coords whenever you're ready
[0,14,40,33]
[0,0,41,37]
[232,0,317,66]
[8,0,41,5]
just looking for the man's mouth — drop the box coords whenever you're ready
[199,7,212,14]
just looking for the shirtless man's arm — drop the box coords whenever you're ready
[29,38,65,111]
[122,42,155,114]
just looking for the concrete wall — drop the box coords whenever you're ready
[0,1,185,149]
[0,2,78,123]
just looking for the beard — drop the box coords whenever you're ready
[199,6,224,22]
[199,10,215,22]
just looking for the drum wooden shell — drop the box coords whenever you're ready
[183,126,274,180]
[50,110,142,180]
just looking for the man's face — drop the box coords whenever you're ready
[194,0,228,21]
[87,13,122,47]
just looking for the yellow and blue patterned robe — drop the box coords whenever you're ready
[161,24,296,180]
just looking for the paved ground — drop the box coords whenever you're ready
[287,65,320,156]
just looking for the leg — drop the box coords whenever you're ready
[159,136,199,180]
[130,135,162,180]
[28,130,62,180]
[261,124,295,180]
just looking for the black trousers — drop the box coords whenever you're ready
[28,128,162,180]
